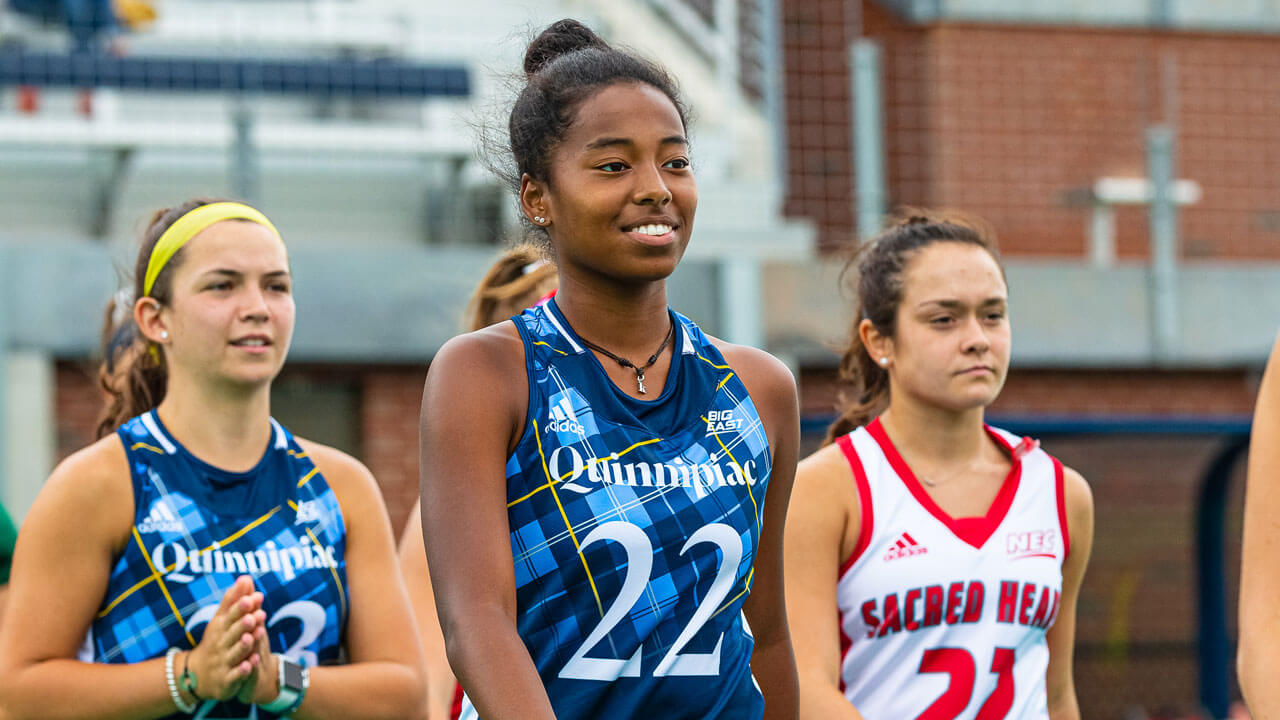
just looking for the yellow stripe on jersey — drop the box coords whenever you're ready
[305,526,347,620]
[288,449,309,459]
[697,353,731,370]
[716,372,735,392]
[532,341,569,356]
[296,467,319,488]
[711,567,754,620]
[533,419,604,617]
[99,506,283,618]
[97,573,159,619]
[132,527,196,646]
[129,442,167,455]
[215,506,282,549]
[507,436,664,508]
[704,415,761,532]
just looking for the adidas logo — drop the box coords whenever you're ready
[138,500,185,534]
[545,401,585,436]
[883,531,928,562]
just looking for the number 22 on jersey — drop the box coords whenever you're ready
[558,521,743,681]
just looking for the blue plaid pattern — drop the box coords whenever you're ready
[86,413,348,719]
[482,300,771,719]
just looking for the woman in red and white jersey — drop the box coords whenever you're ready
[785,212,1093,720]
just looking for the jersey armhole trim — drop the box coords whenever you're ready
[1052,454,1070,559]
[508,316,539,455]
[836,433,874,576]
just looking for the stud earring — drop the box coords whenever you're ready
[160,331,168,340]
[878,357,888,366]
[533,216,546,225]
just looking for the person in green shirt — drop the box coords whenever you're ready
[0,499,16,625]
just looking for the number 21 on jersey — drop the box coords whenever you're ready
[917,647,1014,720]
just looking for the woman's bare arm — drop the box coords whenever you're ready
[724,345,802,720]
[399,501,456,720]
[1044,467,1093,720]
[0,438,262,719]
[784,443,865,720]
[420,327,555,720]
[1239,332,1280,718]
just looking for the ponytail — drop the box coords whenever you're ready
[464,244,558,332]
[824,302,890,444]
[95,197,230,437]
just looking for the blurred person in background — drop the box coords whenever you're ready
[7,0,119,53]
[0,198,426,719]
[784,212,1093,720]
[418,18,799,720]
[0,499,14,626]
[399,243,557,720]
[6,0,153,114]
[1239,331,1280,718]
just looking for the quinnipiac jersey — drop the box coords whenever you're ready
[460,300,772,719]
[82,411,348,719]
[836,418,1068,720]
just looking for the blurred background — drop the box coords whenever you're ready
[0,0,1276,717]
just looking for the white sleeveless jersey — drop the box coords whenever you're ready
[836,418,1068,720]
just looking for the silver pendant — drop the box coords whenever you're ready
[636,369,647,394]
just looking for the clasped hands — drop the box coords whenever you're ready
[176,575,282,707]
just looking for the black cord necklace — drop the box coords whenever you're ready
[578,319,675,395]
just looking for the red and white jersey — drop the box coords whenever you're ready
[836,418,1068,720]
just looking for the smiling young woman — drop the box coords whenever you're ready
[417,19,800,720]
[784,212,1093,720]
[0,199,425,719]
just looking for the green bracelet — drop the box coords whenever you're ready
[178,651,201,701]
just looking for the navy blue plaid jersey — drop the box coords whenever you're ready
[81,411,348,719]
[460,300,772,719]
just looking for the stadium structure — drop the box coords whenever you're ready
[2,0,1278,716]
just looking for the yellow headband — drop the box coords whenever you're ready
[143,202,282,297]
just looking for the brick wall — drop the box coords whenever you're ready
[800,366,1258,420]
[782,0,860,248]
[360,368,425,541]
[785,1,1280,258]
[55,361,101,462]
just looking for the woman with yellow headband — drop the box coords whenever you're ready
[0,198,426,719]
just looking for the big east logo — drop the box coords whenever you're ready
[705,409,743,436]
[1006,529,1058,559]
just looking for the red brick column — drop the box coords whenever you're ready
[361,368,426,541]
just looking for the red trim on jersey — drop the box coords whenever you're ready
[451,682,463,720]
[1052,454,1070,559]
[865,418,1022,550]
[837,433,875,575]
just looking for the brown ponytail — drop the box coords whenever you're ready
[95,197,231,438]
[824,209,1004,444]
[464,243,559,332]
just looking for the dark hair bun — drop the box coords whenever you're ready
[524,19,609,76]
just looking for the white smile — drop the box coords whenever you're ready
[629,224,673,236]
[232,339,269,346]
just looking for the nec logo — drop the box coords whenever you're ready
[1006,529,1058,559]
